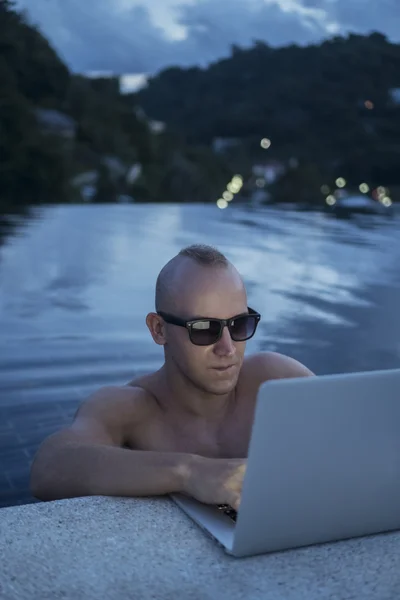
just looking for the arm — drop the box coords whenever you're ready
[30,386,246,509]
[30,386,194,502]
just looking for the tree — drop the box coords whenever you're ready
[136,33,400,189]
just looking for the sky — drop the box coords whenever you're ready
[16,0,400,91]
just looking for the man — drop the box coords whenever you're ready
[31,244,314,510]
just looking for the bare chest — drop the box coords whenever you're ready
[128,400,256,459]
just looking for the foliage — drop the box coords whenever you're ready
[3,0,399,211]
[0,0,231,213]
[137,32,400,193]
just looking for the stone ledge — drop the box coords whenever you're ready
[1,496,400,600]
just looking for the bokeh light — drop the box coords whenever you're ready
[223,191,234,201]
[326,195,336,206]
[256,178,265,188]
[359,183,369,194]
[217,199,228,209]
[377,186,386,197]
[218,174,244,205]
[229,176,243,194]
[321,185,330,195]
[335,177,346,188]
[260,138,271,149]
[364,100,374,110]
[382,197,392,207]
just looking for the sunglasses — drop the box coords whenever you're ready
[157,307,261,346]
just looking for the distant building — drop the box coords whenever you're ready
[134,107,165,133]
[389,88,400,105]
[71,160,141,202]
[102,156,126,179]
[250,188,270,206]
[70,171,98,202]
[35,109,76,139]
[134,106,148,121]
[126,163,142,185]
[149,120,166,134]
[117,194,135,204]
[71,171,98,188]
[81,184,97,202]
[212,137,241,154]
[252,161,285,184]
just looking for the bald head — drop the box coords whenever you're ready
[155,244,235,314]
[149,245,249,397]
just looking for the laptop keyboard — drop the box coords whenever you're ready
[217,504,237,522]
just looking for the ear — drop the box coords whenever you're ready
[146,312,166,346]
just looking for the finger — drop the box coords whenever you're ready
[235,463,247,478]
[226,466,246,492]
[230,492,241,512]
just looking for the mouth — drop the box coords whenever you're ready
[212,365,236,373]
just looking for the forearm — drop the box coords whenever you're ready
[30,441,194,502]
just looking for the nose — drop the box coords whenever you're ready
[213,325,235,356]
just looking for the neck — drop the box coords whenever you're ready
[156,362,236,421]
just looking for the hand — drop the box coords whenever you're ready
[183,456,247,511]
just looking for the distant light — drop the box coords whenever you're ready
[336,177,346,188]
[217,199,228,209]
[229,176,243,194]
[326,195,336,206]
[377,186,386,197]
[231,176,243,192]
[256,178,265,188]
[381,197,392,207]
[365,100,374,110]
[260,138,271,149]
[223,191,234,201]
[359,183,369,194]
[321,185,330,195]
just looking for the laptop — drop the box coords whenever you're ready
[172,368,400,558]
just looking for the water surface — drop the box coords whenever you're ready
[1,203,400,405]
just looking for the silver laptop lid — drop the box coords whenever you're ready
[233,369,400,557]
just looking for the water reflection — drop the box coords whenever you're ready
[1,203,400,400]
[0,205,36,249]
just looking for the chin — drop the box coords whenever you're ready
[204,378,237,396]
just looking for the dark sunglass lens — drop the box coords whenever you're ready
[190,320,221,345]
[230,315,258,341]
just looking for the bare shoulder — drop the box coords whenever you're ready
[74,384,155,423]
[242,351,315,385]
[61,384,158,447]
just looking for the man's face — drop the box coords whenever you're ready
[164,263,249,396]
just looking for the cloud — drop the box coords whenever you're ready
[296,0,399,39]
[17,0,173,73]
[15,0,399,77]
[328,0,400,40]
[175,0,333,60]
